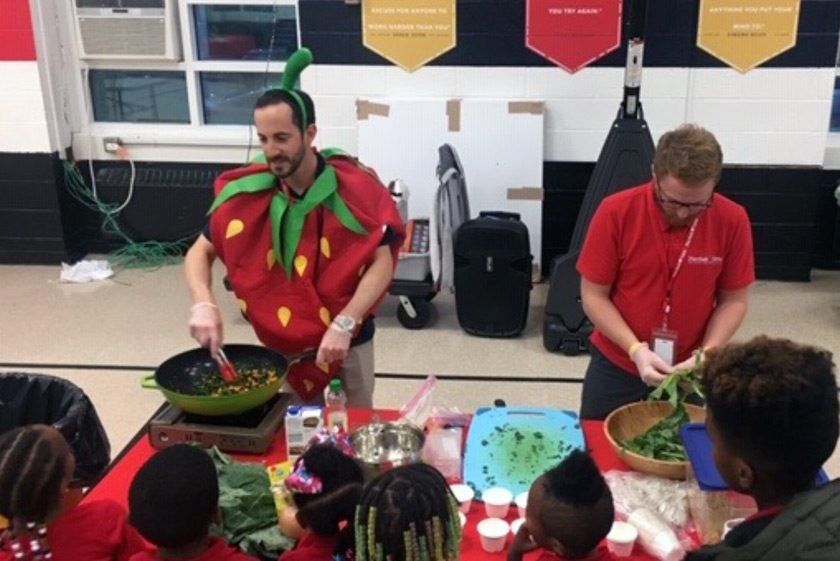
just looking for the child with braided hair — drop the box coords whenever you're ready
[279,429,364,561]
[0,425,148,561]
[354,463,462,561]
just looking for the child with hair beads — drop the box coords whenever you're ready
[354,463,462,561]
[279,429,364,561]
[0,425,148,561]
[508,449,615,561]
[128,444,257,561]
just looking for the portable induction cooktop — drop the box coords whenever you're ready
[148,393,291,454]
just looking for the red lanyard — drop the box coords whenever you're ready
[662,217,699,329]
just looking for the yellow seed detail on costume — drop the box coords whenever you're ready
[317,362,330,374]
[304,379,315,393]
[238,299,248,313]
[225,219,244,239]
[277,306,292,327]
[267,249,276,270]
[320,237,331,258]
[294,255,308,277]
[320,307,331,328]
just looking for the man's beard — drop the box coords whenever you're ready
[270,148,305,178]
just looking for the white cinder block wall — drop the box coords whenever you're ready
[0,61,51,153]
[305,65,836,168]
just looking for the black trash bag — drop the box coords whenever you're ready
[0,372,111,486]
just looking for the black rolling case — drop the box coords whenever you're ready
[454,211,532,337]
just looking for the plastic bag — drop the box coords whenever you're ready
[422,427,463,482]
[0,372,110,486]
[399,375,438,427]
[605,470,692,529]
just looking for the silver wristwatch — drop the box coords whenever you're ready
[331,315,357,335]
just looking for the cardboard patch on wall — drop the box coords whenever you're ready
[356,100,391,120]
[447,99,461,132]
[508,101,545,115]
[507,187,544,201]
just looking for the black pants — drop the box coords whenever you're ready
[579,345,651,420]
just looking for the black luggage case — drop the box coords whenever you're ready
[454,211,532,337]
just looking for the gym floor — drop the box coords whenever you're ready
[2,263,840,471]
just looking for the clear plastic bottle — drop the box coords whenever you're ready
[324,378,349,431]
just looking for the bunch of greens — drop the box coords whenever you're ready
[207,447,295,560]
[621,359,705,462]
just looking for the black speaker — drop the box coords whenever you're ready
[454,212,532,337]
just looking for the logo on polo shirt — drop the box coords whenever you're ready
[688,256,723,265]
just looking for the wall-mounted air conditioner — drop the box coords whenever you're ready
[73,0,181,61]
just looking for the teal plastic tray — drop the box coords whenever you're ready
[463,407,585,499]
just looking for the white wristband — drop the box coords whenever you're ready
[191,302,218,313]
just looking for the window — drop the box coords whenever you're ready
[193,5,298,61]
[832,77,840,132]
[89,70,189,123]
[83,1,300,127]
[201,71,281,124]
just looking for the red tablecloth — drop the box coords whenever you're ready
[84,408,401,508]
[85,415,654,561]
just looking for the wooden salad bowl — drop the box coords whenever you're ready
[604,401,706,480]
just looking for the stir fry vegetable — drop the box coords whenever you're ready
[621,357,705,461]
[191,363,280,397]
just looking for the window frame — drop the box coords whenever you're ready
[77,0,301,147]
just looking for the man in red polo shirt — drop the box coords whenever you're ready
[577,124,754,419]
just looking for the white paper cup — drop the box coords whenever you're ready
[606,521,638,558]
[515,491,528,518]
[450,484,475,514]
[458,512,467,528]
[477,518,509,553]
[510,517,525,536]
[482,487,513,519]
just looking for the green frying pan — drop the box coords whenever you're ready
[141,345,312,416]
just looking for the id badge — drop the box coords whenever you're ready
[651,328,678,366]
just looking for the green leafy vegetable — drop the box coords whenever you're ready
[207,447,295,559]
[621,354,705,462]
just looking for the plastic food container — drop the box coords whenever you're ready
[606,521,638,557]
[510,518,525,536]
[477,518,509,553]
[515,491,528,518]
[482,487,513,519]
[450,483,475,514]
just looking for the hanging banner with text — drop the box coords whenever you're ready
[697,0,801,73]
[526,0,622,73]
[362,0,456,72]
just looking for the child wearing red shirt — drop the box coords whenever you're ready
[127,445,257,561]
[508,450,616,561]
[279,430,363,561]
[0,425,148,561]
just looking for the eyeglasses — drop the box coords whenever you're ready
[655,180,714,212]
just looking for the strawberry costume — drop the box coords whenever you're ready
[208,148,403,400]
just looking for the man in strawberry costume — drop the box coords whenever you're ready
[185,48,404,406]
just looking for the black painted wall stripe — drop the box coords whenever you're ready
[299,0,840,68]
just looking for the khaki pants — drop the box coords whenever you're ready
[284,341,375,408]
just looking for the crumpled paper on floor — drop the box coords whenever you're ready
[59,260,114,283]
